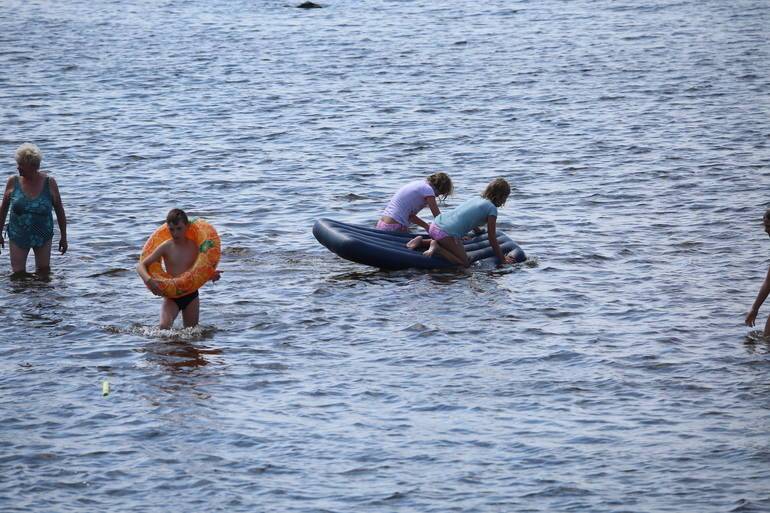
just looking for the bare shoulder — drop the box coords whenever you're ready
[2,175,14,196]
[47,175,66,205]
[150,239,173,256]
[140,238,172,265]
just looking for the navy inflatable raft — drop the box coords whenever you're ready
[313,218,526,270]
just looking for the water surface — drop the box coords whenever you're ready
[1,1,769,511]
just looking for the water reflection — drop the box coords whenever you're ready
[8,270,53,289]
[2,271,70,333]
[108,323,223,372]
[143,339,222,370]
[327,268,413,283]
[327,267,470,284]
[744,330,770,355]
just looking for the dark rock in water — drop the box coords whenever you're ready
[297,1,322,8]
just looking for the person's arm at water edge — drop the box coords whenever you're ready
[745,264,770,334]
[49,177,67,254]
[486,215,516,266]
[0,176,13,253]
[137,242,169,296]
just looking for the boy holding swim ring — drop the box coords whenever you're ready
[745,208,770,336]
[377,172,453,232]
[407,178,517,267]
[137,209,221,329]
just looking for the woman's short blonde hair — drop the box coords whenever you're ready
[482,177,511,207]
[15,143,42,169]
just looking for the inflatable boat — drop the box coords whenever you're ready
[313,218,526,270]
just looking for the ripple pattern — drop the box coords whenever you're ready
[1,1,769,512]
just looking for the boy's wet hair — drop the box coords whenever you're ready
[427,172,453,200]
[166,208,189,226]
[482,178,511,207]
[764,208,770,222]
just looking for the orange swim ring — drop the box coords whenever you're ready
[140,218,221,298]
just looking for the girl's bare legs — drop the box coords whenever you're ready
[9,241,30,274]
[32,239,52,275]
[422,239,439,257]
[407,236,430,250]
[424,237,469,267]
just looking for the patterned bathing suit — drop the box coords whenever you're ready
[7,176,54,249]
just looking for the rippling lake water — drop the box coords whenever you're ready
[1,1,769,511]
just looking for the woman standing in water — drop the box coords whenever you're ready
[0,143,68,275]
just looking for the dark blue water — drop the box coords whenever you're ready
[1,1,769,511]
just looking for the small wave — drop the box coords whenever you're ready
[103,323,217,341]
[335,193,368,201]
[367,488,417,504]
[402,322,436,333]
[522,485,594,498]
[730,497,770,512]
[222,246,253,257]
[87,268,130,278]
[338,465,380,476]
[586,252,613,261]
[622,34,658,41]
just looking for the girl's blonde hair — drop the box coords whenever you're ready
[482,178,511,207]
[427,172,453,200]
[15,143,43,169]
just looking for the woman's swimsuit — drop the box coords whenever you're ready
[7,176,54,249]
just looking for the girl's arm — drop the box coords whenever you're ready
[745,265,770,327]
[136,242,168,295]
[409,214,430,231]
[49,177,68,254]
[0,176,14,252]
[486,215,514,265]
[426,196,440,217]
[409,196,441,232]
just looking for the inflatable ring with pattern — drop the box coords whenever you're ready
[140,218,221,298]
